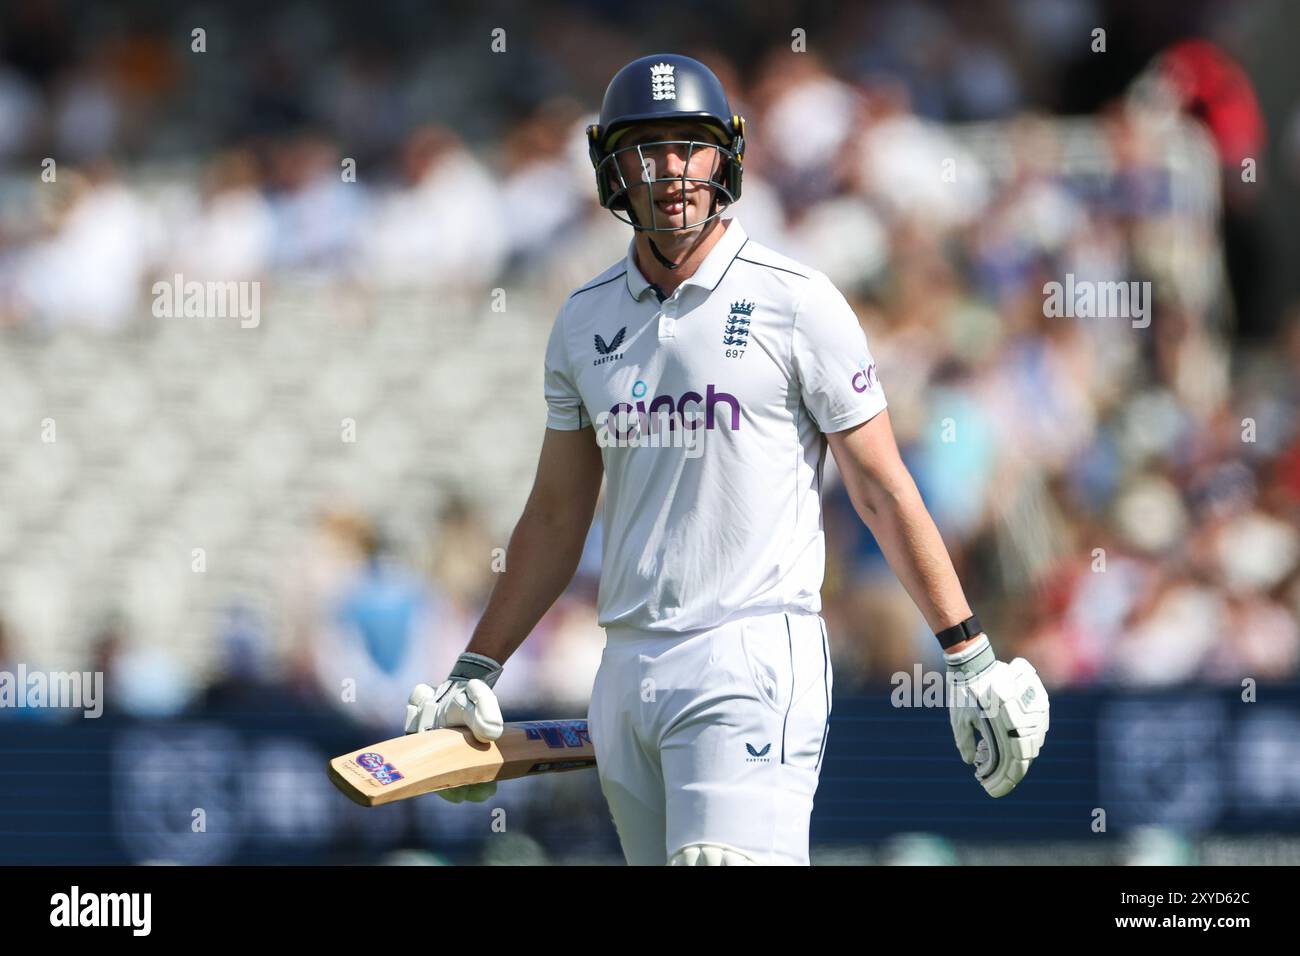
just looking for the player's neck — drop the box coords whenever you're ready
[632,218,728,299]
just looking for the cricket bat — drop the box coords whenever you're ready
[327,719,596,807]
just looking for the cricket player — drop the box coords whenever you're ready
[404,54,1049,865]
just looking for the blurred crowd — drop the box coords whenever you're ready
[2,0,1300,729]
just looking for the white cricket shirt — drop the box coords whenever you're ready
[544,218,887,633]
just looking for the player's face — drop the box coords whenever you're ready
[610,120,724,233]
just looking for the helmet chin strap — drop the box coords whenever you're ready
[647,235,687,270]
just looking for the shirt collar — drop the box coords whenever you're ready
[624,218,748,301]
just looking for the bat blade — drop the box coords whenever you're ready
[327,719,596,807]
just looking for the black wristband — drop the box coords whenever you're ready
[935,613,982,650]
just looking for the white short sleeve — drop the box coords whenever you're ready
[543,309,587,430]
[792,272,888,433]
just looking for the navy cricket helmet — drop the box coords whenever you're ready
[587,54,746,234]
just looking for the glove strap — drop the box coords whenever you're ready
[449,652,504,688]
[944,634,994,678]
[935,613,983,650]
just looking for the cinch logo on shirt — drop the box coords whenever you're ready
[604,384,741,440]
[851,362,877,393]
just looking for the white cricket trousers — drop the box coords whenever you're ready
[587,608,832,865]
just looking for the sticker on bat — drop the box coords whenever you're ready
[520,720,592,749]
[355,752,386,771]
[354,751,404,784]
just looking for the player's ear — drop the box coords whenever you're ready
[604,162,624,202]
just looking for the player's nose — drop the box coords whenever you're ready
[659,154,692,184]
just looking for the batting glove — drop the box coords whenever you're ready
[405,652,505,803]
[945,635,1049,798]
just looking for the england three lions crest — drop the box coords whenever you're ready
[651,62,676,101]
[723,300,753,348]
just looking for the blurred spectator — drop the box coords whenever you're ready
[171,148,274,280]
[498,98,589,273]
[365,124,506,288]
[13,161,153,330]
[88,614,195,718]
[311,522,447,729]
[268,133,364,276]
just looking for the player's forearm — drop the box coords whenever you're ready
[463,501,592,664]
[846,474,976,640]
